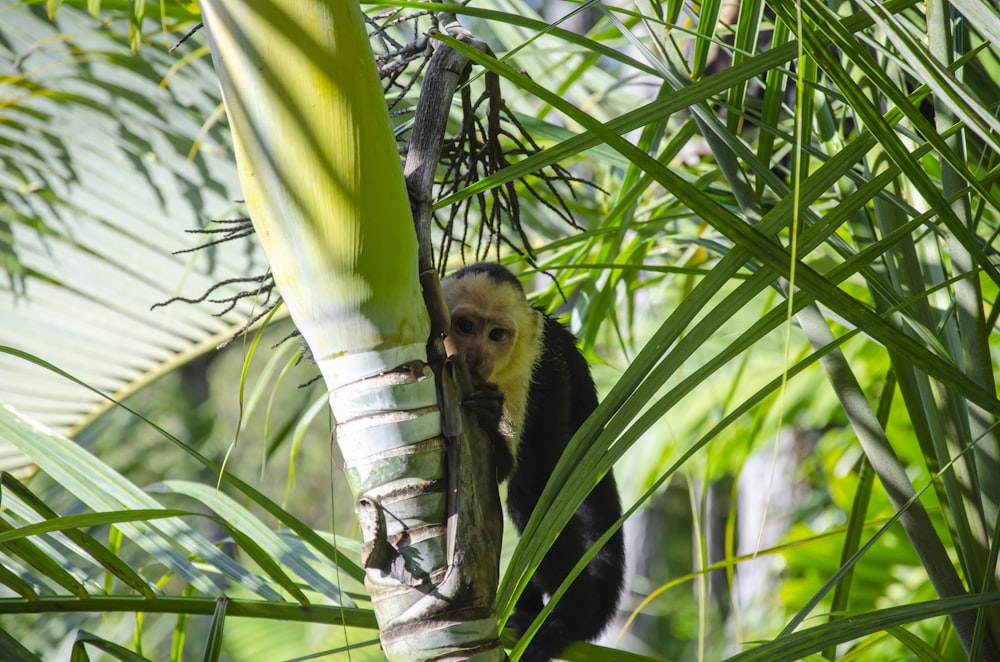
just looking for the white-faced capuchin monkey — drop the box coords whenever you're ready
[441,262,625,662]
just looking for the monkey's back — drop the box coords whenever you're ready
[507,314,625,657]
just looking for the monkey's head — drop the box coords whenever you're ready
[440,263,542,392]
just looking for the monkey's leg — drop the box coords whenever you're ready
[512,517,608,662]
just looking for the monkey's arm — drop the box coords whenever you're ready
[463,381,515,482]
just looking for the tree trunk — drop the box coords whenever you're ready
[198,1,505,658]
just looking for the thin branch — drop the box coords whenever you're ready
[169,22,204,53]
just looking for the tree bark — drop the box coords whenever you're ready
[199,1,506,658]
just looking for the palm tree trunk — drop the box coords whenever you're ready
[198,1,505,658]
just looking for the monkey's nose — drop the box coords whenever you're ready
[466,354,489,381]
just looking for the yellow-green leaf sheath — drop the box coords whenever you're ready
[200,0,429,388]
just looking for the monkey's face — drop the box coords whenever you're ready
[444,304,517,382]
[441,270,541,397]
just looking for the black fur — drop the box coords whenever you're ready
[447,263,625,662]
[507,314,625,662]
[449,261,526,293]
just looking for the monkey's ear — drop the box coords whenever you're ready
[528,308,543,338]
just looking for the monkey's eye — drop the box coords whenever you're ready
[488,328,511,342]
[455,318,476,335]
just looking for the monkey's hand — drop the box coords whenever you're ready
[464,381,503,428]
[464,382,514,482]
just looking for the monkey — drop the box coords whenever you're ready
[441,262,625,662]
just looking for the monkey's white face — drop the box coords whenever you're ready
[440,271,540,389]
[444,303,518,382]
[441,269,544,443]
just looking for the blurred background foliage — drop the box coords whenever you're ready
[0,0,998,660]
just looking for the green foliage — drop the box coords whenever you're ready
[2,0,999,659]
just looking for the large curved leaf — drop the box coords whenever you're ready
[0,6,264,457]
